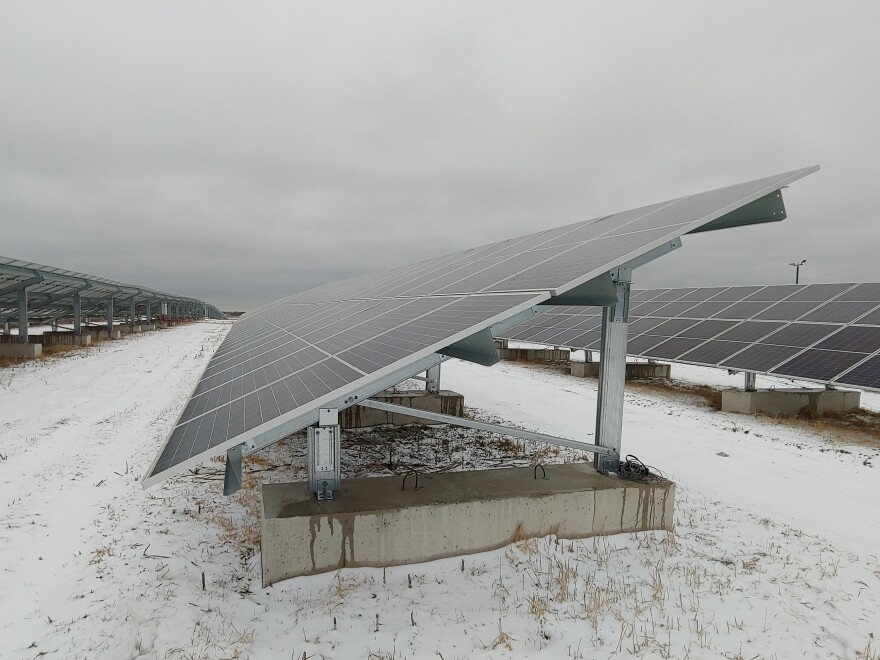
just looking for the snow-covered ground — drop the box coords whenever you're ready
[1,323,878,659]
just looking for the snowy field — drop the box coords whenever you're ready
[0,322,878,659]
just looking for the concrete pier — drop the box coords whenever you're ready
[498,347,571,362]
[340,390,464,429]
[0,343,41,358]
[721,388,861,416]
[571,361,671,380]
[260,463,675,585]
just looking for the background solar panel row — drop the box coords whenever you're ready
[501,282,880,392]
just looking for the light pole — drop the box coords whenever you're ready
[789,259,806,284]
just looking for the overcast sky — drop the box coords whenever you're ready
[2,2,878,310]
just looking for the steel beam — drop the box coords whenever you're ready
[594,271,631,473]
[73,292,82,336]
[0,275,44,298]
[106,297,114,333]
[358,398,616,456]
[17,288,28,343]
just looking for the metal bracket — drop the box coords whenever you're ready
[223,444,244,496]
[438,327,500,367]
[308,408,341,500]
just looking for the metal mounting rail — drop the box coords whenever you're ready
[357,398,616,456]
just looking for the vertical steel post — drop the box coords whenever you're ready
[426,363,441,394]
[146,301,152,323]
[3,319,9,334]
[17,288,28,344]
[594,271,630,473]
[744,372,757,392]
[73,292,82,336]
[106,297,114,333]
[130,299,136,326]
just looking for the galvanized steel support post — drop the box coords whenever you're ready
[17,288,28,343]
[594,271,630,473]
[106,297,114,333]
[744,372,757,392]
[426,363,441,394]
[145,301,152,323]
[73,291,82,336]
[130,299,137,326]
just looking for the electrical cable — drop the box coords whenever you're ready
[618,454,666,484]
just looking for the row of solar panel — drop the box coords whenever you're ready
[146,167,818,484]
[502,285,880,391]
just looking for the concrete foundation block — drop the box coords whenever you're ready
[76,334,92,346]
[339,390,464,428]
[0,343,41,358]
[721,388,861,416]
[260,464,675,585]
[571,361,672,380]
[498,348,570,362]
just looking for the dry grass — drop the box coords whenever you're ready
[628,377,880,449]
[627,379,723,410]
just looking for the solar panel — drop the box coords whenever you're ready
[500,280,880,393]
[714,321,784,342]
[678,340,750,365]
[762,323,839,347]
[144,166,820,486]
[713,301,774,320]
[836,356,880,389]
[815,326,880,354]
[772,349,866,382]
[677,319,739,339]
[722,344,803,373]
[754,301,819,321]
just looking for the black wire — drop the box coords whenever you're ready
[618,454,666,483]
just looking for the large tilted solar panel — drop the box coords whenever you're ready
[501,282,880,392]
[143,166,818,486]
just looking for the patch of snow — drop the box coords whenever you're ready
[1,327,878,659]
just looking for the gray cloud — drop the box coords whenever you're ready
[2,1,878,310]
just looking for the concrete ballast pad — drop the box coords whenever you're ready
[722,388,861,415]
[261,464,675,585]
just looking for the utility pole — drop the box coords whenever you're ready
[789,259,806,284]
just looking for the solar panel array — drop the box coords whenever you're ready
[144,166,818,486]
[0,255,223,320]
[502,283,880,391]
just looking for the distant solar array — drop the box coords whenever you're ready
[143,166,818,486]
[0,255,224,321]
[501,283,880,391]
